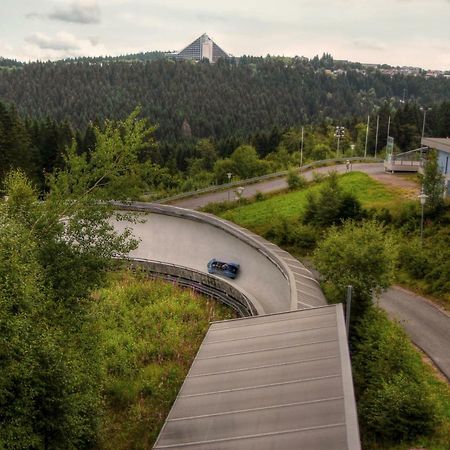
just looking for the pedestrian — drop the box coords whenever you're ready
[346,160,350,172]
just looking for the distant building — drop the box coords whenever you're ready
[175,33,229,63]
[422,137,450,196]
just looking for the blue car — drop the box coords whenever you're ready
[207,259,240,279]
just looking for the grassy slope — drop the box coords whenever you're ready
[220,172,400,232]
[92,271,234,449]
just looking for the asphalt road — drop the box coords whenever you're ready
[379,287,450,379]
[172,163,450,380]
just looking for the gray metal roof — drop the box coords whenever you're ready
[154,304,360,449]
[422,137,450,153]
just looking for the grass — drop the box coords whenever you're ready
[219,171,403,233]
[92,270,234,449]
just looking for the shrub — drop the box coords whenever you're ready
[303,172,363,227]
[286,169,306,190]
[353,308,442,444]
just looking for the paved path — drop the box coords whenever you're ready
[172,162,418,210]
[379,287,450,380]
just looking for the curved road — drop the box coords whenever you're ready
[171,163,450,380]
[380,287,450,379]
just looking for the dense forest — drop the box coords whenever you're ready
[1,53,450,196]
[1,54,450,142]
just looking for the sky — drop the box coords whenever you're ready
[1,0,450,69]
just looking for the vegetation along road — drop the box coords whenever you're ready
[173,162,450,380]
[172,162,418,209]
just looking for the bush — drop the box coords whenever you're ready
[303,172,363,227]
[314,220,397,322]
[353,308,442,445]
[286,169,306,190]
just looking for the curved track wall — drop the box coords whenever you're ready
[113,203,326,316]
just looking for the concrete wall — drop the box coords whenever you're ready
[112,203,326,315]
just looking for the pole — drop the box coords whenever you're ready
[337,135,340,158]
[345,285,353,339]
[375,115,379,158]
[387,115,391,141]
[300,126,304,169]
[420,201,424,246]
[364,115,370,158]
[421,109,427,140]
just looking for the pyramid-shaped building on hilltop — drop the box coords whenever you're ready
[176,33,229,63]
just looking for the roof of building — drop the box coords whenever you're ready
[176,33,229,63]
[153,304,361,450]
[422,137,450,153]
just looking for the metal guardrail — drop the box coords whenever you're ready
[155,157,383,204]
[128,258,258,317]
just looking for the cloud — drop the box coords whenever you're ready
[352,39,386,51]
[24,31,105,58]
[49,0,101,24]
[25,31,84,51]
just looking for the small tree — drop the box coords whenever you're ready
[422,149,445,213]
[303,172,363,226]
[286,168,306,190]
[314,220,397,323]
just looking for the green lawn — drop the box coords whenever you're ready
[220,171,402,231]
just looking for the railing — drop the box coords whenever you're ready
[127,259,259,317]
[155,157,383,204]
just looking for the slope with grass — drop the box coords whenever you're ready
[219,171,401,234]
[92,270,234,449]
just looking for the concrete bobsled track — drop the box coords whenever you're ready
[112,202,360,449]
[113,202,326,315]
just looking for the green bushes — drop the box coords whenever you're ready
[286,168,306,190]
[303,172,364,227]
[352,308,445,445]
[94,271,234,448]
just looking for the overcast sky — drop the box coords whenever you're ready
[1,0,449,69]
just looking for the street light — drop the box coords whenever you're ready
[227,172,232,202]
[334,126,345,158]
[418,187,428,246]
[420,107,432,141]
[350,144,355,157]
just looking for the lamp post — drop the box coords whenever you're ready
[227,172,232,202]
[364,115,370,158]
[300,126,304,169]
[418,187,428,246]
[334,126,345,158]
[350,144,355,157]
[374,114,379,158]
[420,107,431,141]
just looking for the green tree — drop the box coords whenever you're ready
[314,220,397,322]
[303,172,363,226]
[230,145,270,179]
[0,110,155,447]
[422,149,445,213]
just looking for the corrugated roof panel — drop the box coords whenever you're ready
[154,304,360,450]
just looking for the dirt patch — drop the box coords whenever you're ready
[369,171,419,196]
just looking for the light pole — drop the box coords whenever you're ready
[420,107,431,141]
[364,115,370,158]
[418,187,428,246]
[374,114,379,158]
[300,126,304,169]
[227,172,232,202]
[334,126,345,158]
[350,144,355,157]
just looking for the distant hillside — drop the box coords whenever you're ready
[1,54,449,141]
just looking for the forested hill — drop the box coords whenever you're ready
[1,55,450,142]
